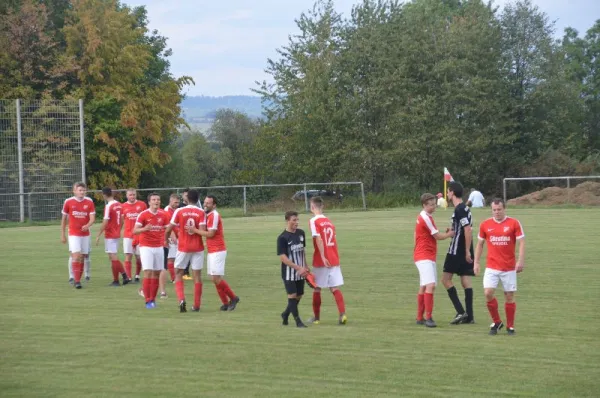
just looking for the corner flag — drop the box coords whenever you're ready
[443,167,454,206]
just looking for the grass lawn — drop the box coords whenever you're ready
[0,208,599,397]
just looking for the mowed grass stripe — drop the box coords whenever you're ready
[0,208,599,397]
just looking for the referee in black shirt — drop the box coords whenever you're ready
[277,211,308,328]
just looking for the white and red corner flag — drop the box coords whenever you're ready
[444,167,454,182]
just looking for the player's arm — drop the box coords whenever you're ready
[133,221,149,235]
[464,225,473,262]
[433,229,454,240]
[474,239,485,276]
[516,238,525,273]
[95,219,109,244]
[165,223,175,246]
[314,235,330,267]
[279,254,308,276]
[61,213,68,243]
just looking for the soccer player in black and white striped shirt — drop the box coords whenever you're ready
[277,211,308,328]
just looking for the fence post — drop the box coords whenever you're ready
[503,179,507,206]
[79,99,86,183]
[567,177,571,204]
[303,184,309,212]
[16,99,25,223]
[28,192,33,224]
[243,186,247,216]
[360,182,367,210]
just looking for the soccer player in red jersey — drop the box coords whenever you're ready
[159,194,180,298]
[166,189,207,313]
[413,193,455,328]
[61,182,96,289]
[186,195,240,311]
[307,196,347,325]
[121,188,147,282]
[96,187,130,286]
[134,193,171,309]
[475,198,525,335]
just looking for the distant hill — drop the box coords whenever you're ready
[181,95,265,131]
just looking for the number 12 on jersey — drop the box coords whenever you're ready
[324,227,335,247]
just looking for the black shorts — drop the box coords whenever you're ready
[163,247,169,270]
[283,279,305,296]
[443,254,475,276]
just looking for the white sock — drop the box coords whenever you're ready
[84,258,91,278]
[68,257,74,279]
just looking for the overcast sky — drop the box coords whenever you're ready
[126,0,599,97]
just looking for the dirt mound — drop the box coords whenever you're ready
[508,181,600,206]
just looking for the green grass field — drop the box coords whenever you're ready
[1,208,599,397]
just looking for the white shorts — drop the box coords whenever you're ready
[313,266,344,288]
[483,268,517,292]
[104,238,119,254]
[167,243,177,259]
[139,246,164,271]
[207,251,227,276]
[175,251,204,271]
[68,236,90,254]
[123,238,140,255]
[415,260,437,286]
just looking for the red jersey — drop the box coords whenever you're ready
[206,210,226,253]
[309,214,340,267]
[170,206,206,253]
[414,210,439,262]
[135,209,170,248]
[478,217,525,272]
[62,197,95,237]
[164,205,179,237]
[122,200,147,239]
[103,200,123,239]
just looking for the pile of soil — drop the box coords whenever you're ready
[508,181,600,206]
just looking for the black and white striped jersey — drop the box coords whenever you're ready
[277,229,307,281]
[447,202,474,256]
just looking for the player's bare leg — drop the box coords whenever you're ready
[159,269,168,298]
[330,287,347,325]
[191,270,203,311]
[485,287,504,335]
[71,252,84,289]
[308,287,321,324]
[174,268,186,313]
[442,272,467,324]
[504,291,516,335]
[460,275,474,324]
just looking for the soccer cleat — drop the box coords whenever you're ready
[461,318,476,324]
[507,327,516,336]
[227,296,240,311]
[191,307,200,312]
[281,312,289,326]
[416,319,425,325]
[122,274,131,285]
[75,282,82,289]
[179,300,187,313]
[145,302,154,309]
[183,275,192,280]
[295,318,307,328]
[85,276,90,282]
[450,313,468,325]
[149,301,156,308]
[69,278,74,285]
[489,322,504,335]
[425,318,437,328]
[339,313,348,325]
[134,276,140,283]
[109,281,120,287]
[160,292,168,299]
[307,317,320,325]
[138,288,145,298]
[220,304,229,311]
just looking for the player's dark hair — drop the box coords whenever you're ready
[420,193,436,205]
[183,188,190,194]
[285,211,298,220]
[147,192,160,202]
[73,181,87,189]
[310,196,324,207]
[448,181,464,198]
[206,195,217,205]
[102,187,112,197]
[491,197,505,208]
[187,190,199,204]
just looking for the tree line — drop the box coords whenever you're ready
[1,0,599,200]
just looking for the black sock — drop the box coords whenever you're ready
[288,298,299,319]
[447,286,465,314]
[465,288,473,320]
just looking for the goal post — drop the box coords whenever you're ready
[503,176,600,206]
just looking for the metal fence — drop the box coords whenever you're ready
[0,99,85,222]
[1,182,367,222]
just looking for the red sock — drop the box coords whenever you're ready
[135,259,142,276]
[333,290,346,314]
[143,278,151,303]
[116,260,125,274]
[215,283,229,305]
[73,261,83,283]
[124,261,132,279]
[167,262,175,281]
[487,298,502,324]
[194,282,203,309]
[152,278,159,301]
[505,302,516,329]
[111,261,119,282]
[417,293,425,321]
[424,293,434,320]
[312,291,321,319]
[175,281,185,301]
[218,280,236,300]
